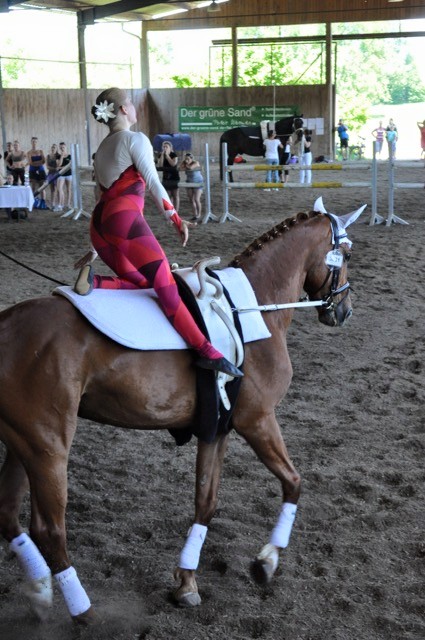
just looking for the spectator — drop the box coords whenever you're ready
[157,141,180,212]
[180,153,203,221]
[7,140,27,185]
[299,129,313,184]
[27,136,47,207]
[4,142,13,179]
[46,143,61,210]
[263,130,283,190]
[336,119,349,160]
[371,120,386,158]
[417,120,425,159]
[386,123,398,159]
[56,142,72,211]
[278,135,292,184]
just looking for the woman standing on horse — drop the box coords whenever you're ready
[74,87,242,378]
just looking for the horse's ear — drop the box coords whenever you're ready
[313,196,327,213]
[337,204,367,229]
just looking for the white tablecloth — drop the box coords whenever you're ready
[0,186,35,211]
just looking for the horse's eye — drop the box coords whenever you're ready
[344,253,351,263]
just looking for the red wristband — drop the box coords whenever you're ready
[170,211,183,232]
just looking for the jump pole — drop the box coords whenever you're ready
[222,144,378,218]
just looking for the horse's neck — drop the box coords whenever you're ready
[240,219,323,325]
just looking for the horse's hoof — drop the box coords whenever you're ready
[173,567,201,607]
[72,606,98,625]
[23,574,53,621]
[176,591,202,607]
[250,543,279,585]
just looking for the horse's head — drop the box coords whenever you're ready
[304,198,366,327]
[293,116,304,143]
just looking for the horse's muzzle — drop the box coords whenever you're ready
[319,301,352,327]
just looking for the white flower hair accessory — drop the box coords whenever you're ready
[94,100,116,123]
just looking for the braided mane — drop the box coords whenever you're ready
[229,210,322,268]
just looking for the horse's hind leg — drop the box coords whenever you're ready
[0,448,54,620]
[24,448,96,624]
[234,413,301,584]
[0,448,29,541]
[174,433,229,607]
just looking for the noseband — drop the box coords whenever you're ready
[308,214,351,313]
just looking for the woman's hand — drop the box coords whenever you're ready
[177,218,197,247]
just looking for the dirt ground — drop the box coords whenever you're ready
[0,160,424,640]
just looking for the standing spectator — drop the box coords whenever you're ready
[278,135,292,184]
[7,140,27,185]
[263,130,282,190]
[157,141,180,212]
[4,142,13,179]
[336,119,349,160]
[299,129,313,184]
[417,120,425,159]
[27,136,47,208]
[371,120,386,158]
[46,143,61,210]
[56,142,72,211]
[386,123,398,159]
[180,152,203,221]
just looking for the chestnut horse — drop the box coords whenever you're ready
[0,206,363,624]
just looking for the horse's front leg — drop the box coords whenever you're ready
[174,433,229,607]
[234,413,301,584]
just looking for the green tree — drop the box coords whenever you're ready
[1,54,26,86]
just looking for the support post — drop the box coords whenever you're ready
[201,143,219,224]
[369,141,384,225]
[220,142,242,224]
[386,144,408,226]
[61,144,90,220]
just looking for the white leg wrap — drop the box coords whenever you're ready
[10,532,51,581]
[179,524,208,570]
[54,566,91,617]
[270,503,297,548]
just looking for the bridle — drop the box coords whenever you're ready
[306,213,351,313]
[292,117,305,141]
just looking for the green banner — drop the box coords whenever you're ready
[179,105,298,132]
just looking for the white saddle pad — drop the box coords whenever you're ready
[54,267,271,351]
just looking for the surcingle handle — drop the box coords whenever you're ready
[210,300,244,368]
[193,257,223,300]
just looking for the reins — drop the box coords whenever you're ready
[232,214,350,315]
[0,250,68,286]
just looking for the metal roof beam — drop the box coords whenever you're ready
[77,0,173,25]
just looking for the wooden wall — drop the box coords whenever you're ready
[1,89,149,166]
[147,85,332,158]
[1,85,331,165]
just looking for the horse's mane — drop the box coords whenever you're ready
[229,210,322,268]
